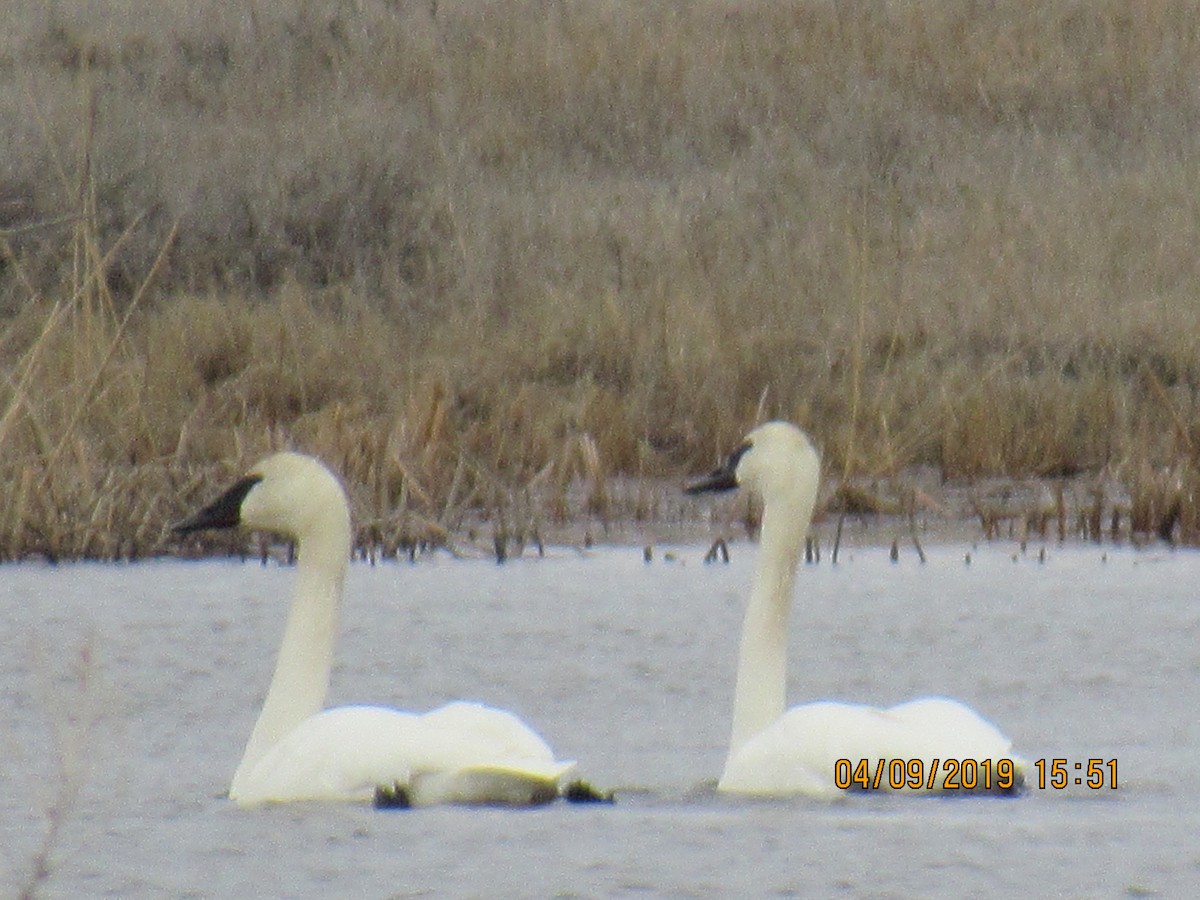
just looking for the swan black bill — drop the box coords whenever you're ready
[173,475,263,534]
[684,441,751,495]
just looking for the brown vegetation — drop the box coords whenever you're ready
[4,0,1200,560]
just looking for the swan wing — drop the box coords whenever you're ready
[881,696,1026,781]
[720,698,1018,797]
[419,700,562,763]
[883,696,1016,758]
[407,701,577,806]
[230,705,574,807]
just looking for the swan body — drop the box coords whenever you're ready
[176,452,574,807]
[720,697,1017,797]
[228,703,568,806]
[687,422,1022,797]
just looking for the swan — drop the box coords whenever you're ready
[686,422,1023,797]
[175,451,578,807]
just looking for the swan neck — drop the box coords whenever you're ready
[727,500,805,762]
[233,519,349,791]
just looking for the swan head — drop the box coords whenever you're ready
[175,452,351,550]
[686,421,821,507]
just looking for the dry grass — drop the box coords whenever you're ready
[4,0,1200,559]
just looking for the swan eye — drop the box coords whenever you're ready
[175,475,264,534]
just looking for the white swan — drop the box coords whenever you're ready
[686,422,1023,797]
[175,452,577,807]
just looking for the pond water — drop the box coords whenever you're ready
[3,541,1198,897]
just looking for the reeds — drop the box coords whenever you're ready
[4,1,1200,559]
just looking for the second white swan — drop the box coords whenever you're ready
[686,422,1023,797]
[176,451,577,807]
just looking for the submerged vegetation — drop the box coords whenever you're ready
[4,0,1200,559]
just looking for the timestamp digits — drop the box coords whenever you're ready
[833,757,1019,791]
[1032,758,1118,790]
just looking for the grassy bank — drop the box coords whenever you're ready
[3,0,1200,559]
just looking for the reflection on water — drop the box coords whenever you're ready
[4,544,1198,896]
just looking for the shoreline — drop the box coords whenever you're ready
[173,468,1179,566]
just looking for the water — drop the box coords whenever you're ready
[4,542,1198,897]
